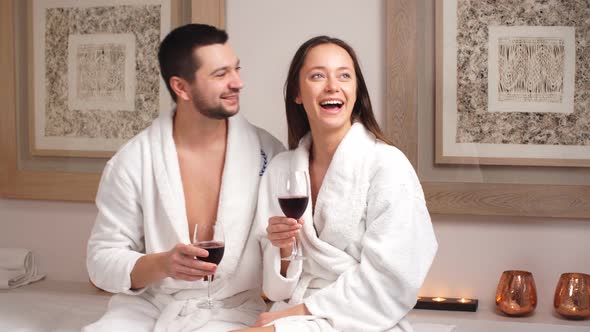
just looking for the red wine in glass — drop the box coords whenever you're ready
[278,196,309,219]
[194,241,225,265]
[276,170,309,260]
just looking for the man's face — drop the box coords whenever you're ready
[189,43,243,119]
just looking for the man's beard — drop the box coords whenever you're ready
[191,89,239,120]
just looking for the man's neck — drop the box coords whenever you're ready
[173,104,228,152]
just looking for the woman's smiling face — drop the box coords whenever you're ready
[295,43,357,136]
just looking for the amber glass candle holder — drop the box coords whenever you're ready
[495,270,537,316]
[554,272,590,320]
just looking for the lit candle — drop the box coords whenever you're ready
[432,297,446,302]
[458,298,472,303]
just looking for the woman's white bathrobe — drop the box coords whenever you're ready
[257,123,438,332]
[85,110,284,332]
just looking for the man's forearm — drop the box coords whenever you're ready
[293,303,312,315]
[130,252,167,289]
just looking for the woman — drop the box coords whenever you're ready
[238,36,437,332]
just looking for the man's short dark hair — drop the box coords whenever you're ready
[158,24,228,101]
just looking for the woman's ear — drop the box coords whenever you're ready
[170,77,190,101]
[295,95,302,104]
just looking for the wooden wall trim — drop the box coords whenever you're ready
[191,0,225,28]
[0,0,18,197]
[424,182,590,219]
[385,0,418,168]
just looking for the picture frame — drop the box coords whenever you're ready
[0,0,225,201]
[30,0,172,158]
[435,0,590,167]
[385,0,590,218]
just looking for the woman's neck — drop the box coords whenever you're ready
[309,124,350,167]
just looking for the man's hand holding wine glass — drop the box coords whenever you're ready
[129,243,217,290]
[161,243,217,281]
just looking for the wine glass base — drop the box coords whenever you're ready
[281,255,306,261]
[194,299,223,309]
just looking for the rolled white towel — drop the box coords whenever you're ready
[0,248,45,289]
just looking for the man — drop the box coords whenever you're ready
[84,24,284,331]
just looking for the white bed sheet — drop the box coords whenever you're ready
[0,280,461,332]
[0,280,110,332]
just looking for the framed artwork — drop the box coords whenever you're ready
[31,0,172,158]
[385,0,590,218]
[0,0,225,201]
[436,0,590,167]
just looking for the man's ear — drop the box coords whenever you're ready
[170,77,191,101]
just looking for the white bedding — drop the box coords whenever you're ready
[0,280,110,332]
[3,279,587,332]
[0,280,459,332]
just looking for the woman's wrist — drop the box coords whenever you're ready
[279,247,291,276]
[279,246,292,258]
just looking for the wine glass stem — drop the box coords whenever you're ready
[291,238,298,258]
[207,276,213,306]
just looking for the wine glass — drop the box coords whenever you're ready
[192,222,225,309]
[276,170,309,261]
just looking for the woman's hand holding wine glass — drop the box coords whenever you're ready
[266,216,304,257]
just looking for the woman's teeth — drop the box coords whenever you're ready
[320,100,343,109]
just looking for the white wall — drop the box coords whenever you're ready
[1,0,589,319]
[0,199,95,282]
[226,0,385,144]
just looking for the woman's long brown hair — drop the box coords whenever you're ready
[284,36,394,149]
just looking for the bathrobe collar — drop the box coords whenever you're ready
[292,122,376,251]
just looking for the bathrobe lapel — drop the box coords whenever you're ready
[150,110,188,243]
[312,122,374,249]
[292,123,375,270]
[215,113,262,277]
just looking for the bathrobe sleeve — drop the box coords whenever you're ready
[257,157,303,302]
[303,162,438,331]
[260,237,303,302]
[87,161,146,294]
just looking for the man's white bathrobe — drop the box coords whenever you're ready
[257,123,438,332]
[85,110,283,332]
